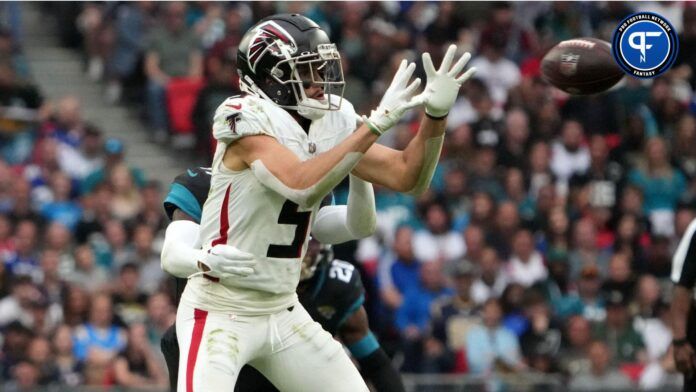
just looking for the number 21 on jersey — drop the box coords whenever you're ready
[329,260,354,283]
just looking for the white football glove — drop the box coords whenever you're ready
[364,60,422,135]
[416,44,477,118]
[198,244,256,278]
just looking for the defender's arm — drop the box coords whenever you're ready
[339,307,406,392]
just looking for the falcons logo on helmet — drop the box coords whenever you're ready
[247,21,297,73]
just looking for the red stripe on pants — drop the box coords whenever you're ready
[211,184,232,246]
[186,308,208,392]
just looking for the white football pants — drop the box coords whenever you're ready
[176,301,368,392]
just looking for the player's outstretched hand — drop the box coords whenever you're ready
[415,44,476,118]
[364,59,421,135]
[199,244,256,278]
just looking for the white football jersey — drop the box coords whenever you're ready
[183,94,357,315]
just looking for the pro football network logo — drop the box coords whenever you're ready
[612,12,678,78]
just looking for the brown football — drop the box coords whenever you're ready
[541,37,624,95]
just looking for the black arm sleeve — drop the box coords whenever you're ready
[357,348,406,392]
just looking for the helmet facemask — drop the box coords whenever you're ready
[300,239,333,281]
[271,44,345,119]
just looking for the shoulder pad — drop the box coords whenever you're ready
[163,167,212,221]
[212,95,274,143]
[334,97,358,131]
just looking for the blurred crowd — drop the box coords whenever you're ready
[2,1,696,391]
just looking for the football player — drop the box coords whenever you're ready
[160,166,404,391]
[167,13,474,391]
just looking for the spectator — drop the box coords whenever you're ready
[413,201,465,264]
[39,171,82,230]
[82,137,146,194]
[74,183,112,244]
[427,260,480,372]
[568,218,611,280]
[3,361,40,392]
[62,285,89,327]
[643,234,673,278]
[543,206,571,255]
[550,120,591,193]
[105,2,155,103]
[569,134,624,212]
[520,294,562,373]
[506,229,547,287]
[72,293,127,362]
[465,298,525,375]
[0,321,34,380]
[42,96,89,175]
[93,219,133,271]
[113,323,168,388]
[66,244,108,292]
[52,325,83,387]
[0,60,42,164]
[469,33,521,106]
[396,262,452,372]
[467,147,505,201]
[569,340,632,391]
[136,180,167,232]
[498,108,531,169]
[632,277,671,361]
[109,163,143,221]
[536,252,583,319]
[128,224,163,294]
[461,224,486,264]
[471,247,508,304]
[112,263,148,325]
[558,315,593,377]
[503,167,535,223]
[0,277,40,327]
[145,291,174,348]
[5,219,40,279]
[593,290,645,365]
[486,201,520,259]
[26,337,59,385]
[379,226,421,312]
[601,252,636,302]
[144,1,203,141]
[467,191,496,232]
[478,2,537,63]
[527,141,555,200]
[613,213,648,272]
[43,221,74,273]
[577,265,606,323]
[628,137,686,236]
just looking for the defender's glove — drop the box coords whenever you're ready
[364,60,422,135]
[198,244,256,278]
[417,44,477,118]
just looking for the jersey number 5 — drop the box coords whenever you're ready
[267,200,312,259]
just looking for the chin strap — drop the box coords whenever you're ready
[297,98,327,120]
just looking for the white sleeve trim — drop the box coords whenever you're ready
[672,218,696,283]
